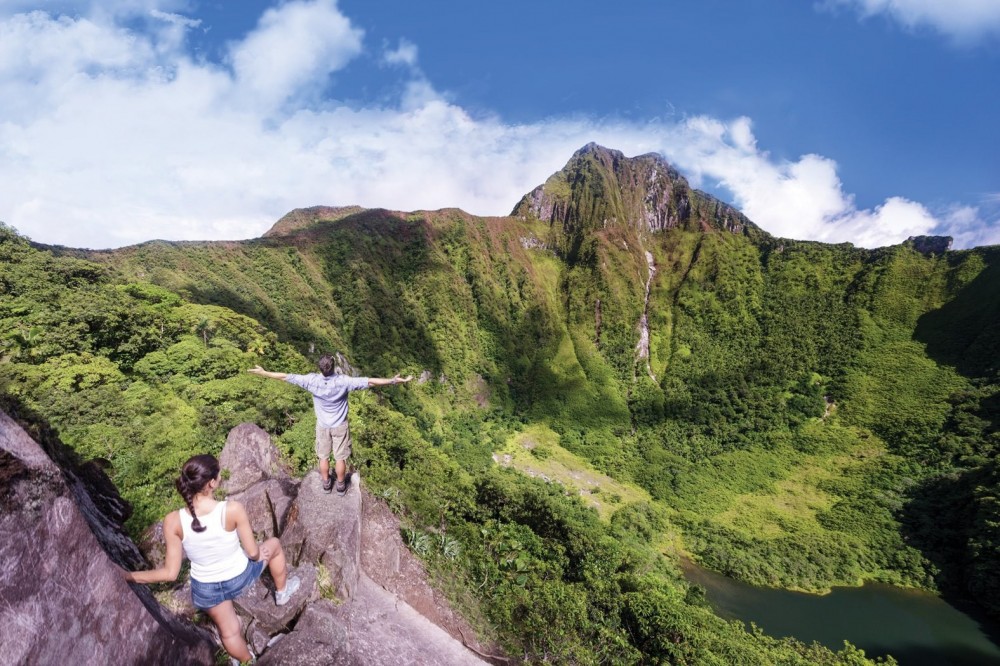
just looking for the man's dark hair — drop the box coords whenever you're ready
[318,354,336,377]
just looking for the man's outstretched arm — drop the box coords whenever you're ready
[248,365,288,380]
[368,374,414,388]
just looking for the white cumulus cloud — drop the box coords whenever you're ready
[228,0,363,111]
[3,0,194,21]
[659,116,944,246]
[0,2,991,251]
[937,200,1000,248]
[825,0,1000,41]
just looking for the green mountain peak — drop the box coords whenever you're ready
[512,143,763,262]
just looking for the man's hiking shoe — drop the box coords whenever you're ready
[335,475,350,496]
[275,575,301,606]
[322,476,334,493]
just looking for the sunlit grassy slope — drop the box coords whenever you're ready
[495,423,651,520]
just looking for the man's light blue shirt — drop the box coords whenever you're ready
[285,373,370,428]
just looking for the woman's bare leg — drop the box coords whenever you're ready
[206,600,251,661]
[262,537,287,591]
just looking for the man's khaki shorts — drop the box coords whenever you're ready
[316,422,352,462]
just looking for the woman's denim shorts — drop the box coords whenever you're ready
[190,559,266,610]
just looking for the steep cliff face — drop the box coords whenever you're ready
[0,411,215,665]
[506,143,769,392]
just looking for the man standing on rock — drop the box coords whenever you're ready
[249,355,412,495]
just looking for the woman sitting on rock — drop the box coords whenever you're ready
[122,454,300,664]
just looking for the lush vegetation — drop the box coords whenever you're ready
[3,147,999,663]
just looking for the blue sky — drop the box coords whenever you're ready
[0,0,997,249]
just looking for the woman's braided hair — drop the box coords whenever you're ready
[175,454,220,533]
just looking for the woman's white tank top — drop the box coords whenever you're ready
[179,501,249,583]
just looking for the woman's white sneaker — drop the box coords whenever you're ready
[275,575,301,606]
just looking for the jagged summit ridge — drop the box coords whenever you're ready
[512,143,689,231]
[261,145,758,249]
[511,143,759,262]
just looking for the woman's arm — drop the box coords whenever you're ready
[227,501,266,562]
[123,512,183,584]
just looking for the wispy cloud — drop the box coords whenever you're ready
[150,9,201,29]
[382,38,419,68]
[823,0,1000,42]
[0,2,993,250]
[939,196,1000,248]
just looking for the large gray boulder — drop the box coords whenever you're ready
[219,422,291,494]
[229,476,298,539]
[256,474,489,665]
[282,470,361,583]
[234,563,317,636]
[258,577,488,665]
[0,411,216,665]
[322,473,362,600]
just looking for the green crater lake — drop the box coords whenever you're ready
[681,560,1000,665]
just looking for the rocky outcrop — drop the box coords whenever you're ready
[232,476,299,540]
[254,600,348,665]
[211,423,492,664]
[220,422,293,495]
[280,470,362,597]
[221,425,490,664]
[905,235,953,255]
[0,411,216,665]
[258,575,485,666]
[3,413,493,664]
[236,561,319,646]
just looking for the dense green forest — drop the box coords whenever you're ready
[2,145,998,664]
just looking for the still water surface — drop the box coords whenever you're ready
[681,560,1000,665]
